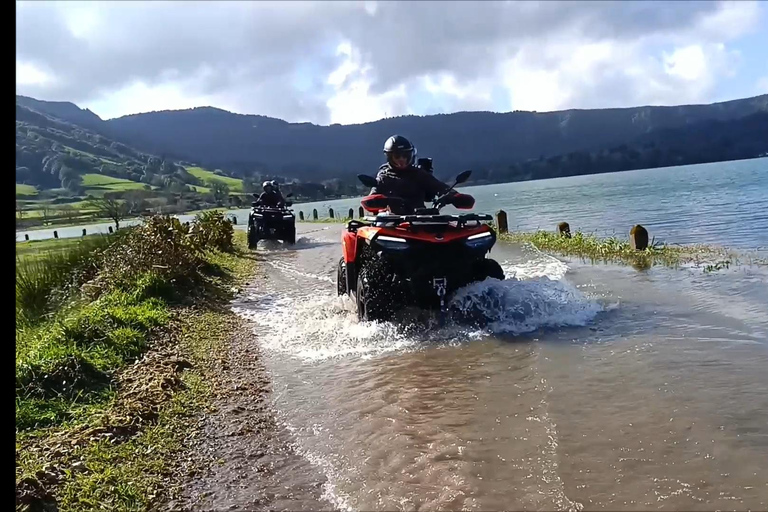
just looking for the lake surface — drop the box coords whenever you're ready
[224,221,768,511]
[17,158,768,250]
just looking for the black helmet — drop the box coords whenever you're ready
[383,135,417,169]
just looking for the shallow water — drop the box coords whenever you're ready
[230,224,768,511]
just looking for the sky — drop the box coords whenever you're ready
[15,0,768,126]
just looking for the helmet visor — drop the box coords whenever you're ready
[391,150,412,163]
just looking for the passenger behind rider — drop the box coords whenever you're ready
[369,135,458,215]
[254,180,285,208]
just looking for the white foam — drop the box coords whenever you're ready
[449,276,603,336]
[233,294,421,362]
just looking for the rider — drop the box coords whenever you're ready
[254,180,285,207]
[369,135,457,214]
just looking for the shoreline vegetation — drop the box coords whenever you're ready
[498,230,767,271]
[15,212,259,511]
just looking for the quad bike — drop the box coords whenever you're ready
[337,170,504,322]
[248,193,296,248]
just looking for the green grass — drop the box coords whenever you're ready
[80,174,145,191]
[189,184,211,193]
[184,166,243,192]
[16,219,257,510]
[16,236,106,262]
[499,230,740,270]
[17,183,39,197]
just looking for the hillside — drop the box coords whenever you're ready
[17,93,768,182]
[15,102,253,227]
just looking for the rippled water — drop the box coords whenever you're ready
[229,223,768,511]
[291,157,768,250]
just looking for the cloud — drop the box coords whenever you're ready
[15,0,763,124]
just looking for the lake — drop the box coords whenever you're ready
[16,158,768,249]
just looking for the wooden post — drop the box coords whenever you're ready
[82,228,87,236]
[312,209,318,220]
[495,210,508,234]
[108,226,114,233]
[557,222,571,238]
[630,225,649,250]
[359,206,364,218]
[329,208,335,219]
[25,234,29,241]
[53,230,59,239]
[299,211,305,221]
[348,208,354,220]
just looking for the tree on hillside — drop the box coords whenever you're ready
[88,197,129,230]
[209,179,230,206]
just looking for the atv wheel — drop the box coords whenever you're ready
[337,258,347,296]
[285,227,296,245]
[475,258,505,281]
[356,267,399,322]
[247,225,260,249]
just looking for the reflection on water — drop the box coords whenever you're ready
[230,224,768,510]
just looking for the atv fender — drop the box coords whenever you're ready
[342,231,357,264]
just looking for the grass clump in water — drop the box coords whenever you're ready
[499,230,739,270]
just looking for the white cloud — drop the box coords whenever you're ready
[16,62,53,86]
[325,41,410,125]
[758,77,768,94]
[15,0,764,124]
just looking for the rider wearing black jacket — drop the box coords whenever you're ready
[254,181,285,207]
[369,135,456,214]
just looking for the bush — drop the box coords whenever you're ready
[93,216,204,294]
[191,211,234,252]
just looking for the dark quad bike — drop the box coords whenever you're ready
[247,193,296,248]
[337,170,505,322]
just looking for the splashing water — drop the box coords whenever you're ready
[233,249,603,362]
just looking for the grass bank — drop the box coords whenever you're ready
[16,211,259,511]
[498,230,758,271]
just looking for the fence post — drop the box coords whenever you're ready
[348,208,354,220]
[329,208,335,219]
[53,230,59,239]
[108,226,114,233]
[299,211,305,221]
[313,209,318,220]
[359,206,364,218]
[495,210,508,234]
[630,224,649,250]
[82,228,87,236]
[25,234,30,241]
[557,222,571,238]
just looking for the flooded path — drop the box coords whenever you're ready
[207,222,768,511]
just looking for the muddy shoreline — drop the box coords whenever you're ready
[169,286,332,512]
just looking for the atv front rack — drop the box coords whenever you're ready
[361,213,491,226]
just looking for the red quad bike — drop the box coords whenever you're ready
[337,170,505,323]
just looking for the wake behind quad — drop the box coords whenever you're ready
[337,170,505,323]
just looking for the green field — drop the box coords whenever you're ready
[16,183,38,197]
[16,234,106,261]
[190,184,212,193]
[81,173,146,194]
[185,166,243,192]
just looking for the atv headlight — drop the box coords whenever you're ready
[283,215,294,219]
[253,213,263,218]
[465,231,494,249]
[375,235,410,251]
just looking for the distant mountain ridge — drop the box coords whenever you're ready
[16,93,768,184]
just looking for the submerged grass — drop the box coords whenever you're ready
[498,230,748,271]
[16,213,258,511]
